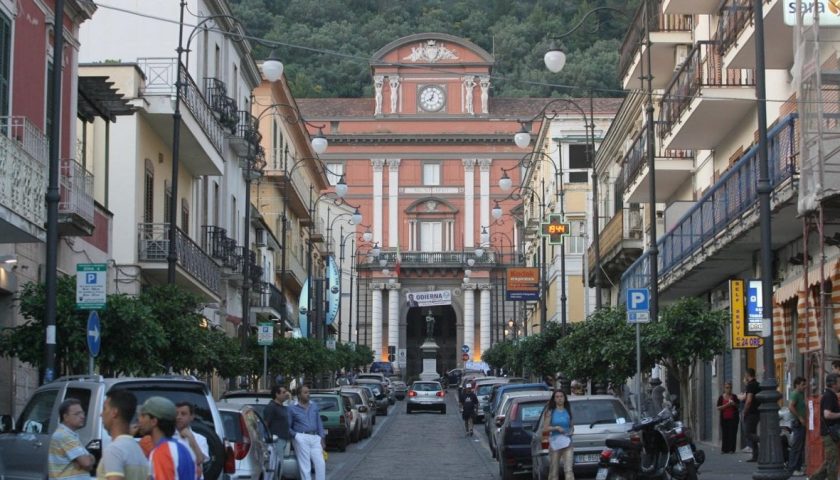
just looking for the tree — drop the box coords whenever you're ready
[646,297,727,424]
[139,285,212,373]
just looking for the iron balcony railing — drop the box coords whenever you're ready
[587,207,644,270]
[621,113,799,296]
[618,0,694,82]
[359,249,524,267]
[59,158,95,226]
[137,58,225,155]
[254,281,284,312]
[0,116,48,229]
[659,41,755,141]
[202,225,230,259]
[236,110,261,144]
[715,0,754,57]
[623,123,694,189]
[138,223,222,295]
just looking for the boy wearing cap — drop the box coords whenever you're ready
[137,396,196,480]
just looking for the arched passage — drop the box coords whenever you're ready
[405,305,457,380]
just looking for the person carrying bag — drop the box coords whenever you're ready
[543,389,574,480]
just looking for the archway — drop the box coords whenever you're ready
[405,305,457,380]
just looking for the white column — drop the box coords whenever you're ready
[463,285,475,363]
[372,159,385,246]
[479,159,492,237]
[387,283,400,357]
[479,285,491,358]
[388,159,400,247]
[463,159,475,247]
[372,286,383,360]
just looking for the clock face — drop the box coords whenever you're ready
[419,85,446,112]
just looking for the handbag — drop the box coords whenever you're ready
[549,433,572,451]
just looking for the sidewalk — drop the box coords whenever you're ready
[695,442,794,479]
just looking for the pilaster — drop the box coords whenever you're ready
[387,159,400,248]
[463,159,476,248]
[372,159,385,246]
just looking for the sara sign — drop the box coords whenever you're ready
[406,290,451,308]
[506,267,540,301]
[729,280,763,349]
[784,1,840,26]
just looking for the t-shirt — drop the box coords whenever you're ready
[790,390,807,421]
[263,401,292,440]
[462,393,478,416]
[745,379,761,415]
[48,423,90,480]
[149,437,196,480]
[96,434,150,480]
[549,408,571,437]
[820,388,840,436]
[172,429,208,479]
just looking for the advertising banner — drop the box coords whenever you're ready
[784,1,840,26]
[406,290,451,308]
[730,280,763,349]
[506,267,540,301]
[747,280,764,334]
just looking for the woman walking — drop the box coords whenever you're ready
[717,381,740,453]
[543,389,574,479]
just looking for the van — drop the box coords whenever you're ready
[369,361,394,376]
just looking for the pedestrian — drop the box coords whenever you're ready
[787,376,807,476]
[810,373,840,480]
[49,398,94,479]
[174,402,208,477]
[570,380,585,396]
[740,368,760,461]
[716,380,740,453]
[460,385,479,436]
[137,396,196,480]
[98,390,149,480]
[543,389,574,480]
[263,385,292,460]
[289,385,326,480]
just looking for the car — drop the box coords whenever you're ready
[217,392,299,479]
[340,389,373,439]
[485,383,551,454]
[489,390,552,460]
[530,394,632,479]
[497,395,553,479]
[340,386,377,427]
[369,361,395,376]
[354,379,390,415]
[309,392,352,452]
[358,374,396,404]
[473,378,509,422]
[389,377,408,400]
[0,374,227,480]
[217,403,273,480]
[340,391,370,441]
[406,381,446,414]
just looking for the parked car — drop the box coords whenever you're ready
[340,386,377,426]
[309,392,352,451]
[354,379,390,415]
[389,378,408,400]
[369,361,395,376]
[340,389,373,439]
[530,394,632,479]
[0,374,226,480]
[473,377,508,422]
[485,383,551,454]
[489,390,552,459]
[406,381,446,414]
[497,395,553,479]
[217,403,272,480]
[358,374,396,404]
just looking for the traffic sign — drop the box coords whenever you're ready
[397,348,407,368]
[257,323,274,346]
[76,263,107,309]
[541,214,570,245]
[626,288,651,324]
[461,344,470,354]
[87,310,101,357]
[462,352,469,361]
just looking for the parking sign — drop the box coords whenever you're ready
[626,288,651,324]
[76,264,107,310]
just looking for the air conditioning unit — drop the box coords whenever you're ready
[255,228,266,247]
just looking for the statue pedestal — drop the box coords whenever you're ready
[418,339,440,381]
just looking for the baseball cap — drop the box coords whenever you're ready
[139,396,176,421]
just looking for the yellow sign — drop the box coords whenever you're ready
[730,280,763,349]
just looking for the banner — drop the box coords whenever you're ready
[746,280,763,334]
[784,1,840,26]
[506,267,540,301]
[406,290,451,308]
[730,280,763,349]
[325,257,340,326]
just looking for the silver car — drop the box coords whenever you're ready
[340,388,374,439]
[217,403,272,480]
[406,381,447,414]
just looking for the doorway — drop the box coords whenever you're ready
[405,305,457,380]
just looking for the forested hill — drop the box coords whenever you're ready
[230,0,640,99]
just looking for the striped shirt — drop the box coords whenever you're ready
[48,423,90,480]
[96,435,149,480]
[149,437,196,480]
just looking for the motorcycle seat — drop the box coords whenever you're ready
[605,438,642,450]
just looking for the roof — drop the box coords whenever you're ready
[77,76,135,122]
[297,97,623,120]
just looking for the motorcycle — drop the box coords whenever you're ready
[596,407,705,480]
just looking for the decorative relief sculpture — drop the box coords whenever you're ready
[479,76,490,114]
[374,75,384,115]
[389,76,401,113]
[403,40,458,63]
[463,76,476,115]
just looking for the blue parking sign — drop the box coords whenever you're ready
[626,288,650,324]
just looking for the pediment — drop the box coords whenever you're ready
[406,197,459,215]
[371,33,494,67]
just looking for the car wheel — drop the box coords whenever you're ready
[191,420,224,480]
[499,458,515,480]
[383,407,389,416]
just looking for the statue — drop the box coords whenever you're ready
[463,76,476,115]
[374,75,384,115]
[425,310,435,340]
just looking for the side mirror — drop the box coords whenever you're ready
[0,414,14,433]
[272,434,279,443]
[495,418,504,427]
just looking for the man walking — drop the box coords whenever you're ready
[137,396,196,480]
[460,385,479,436]
[49,398,94,479]
[98,390,149,480]
[264,385,292,462]
[289,385,326,480]
[174,402,208,477]
[741,368,760,462]
[787,376,807,476]
[810,373,840,480]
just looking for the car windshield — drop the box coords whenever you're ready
[343,393,363,405]
[311,396,340,411]
[412,383,440,391]
[570,399,629,426]
[477,384,496,396]
[113,382,215,427]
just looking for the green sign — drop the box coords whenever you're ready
[76,263,107,310]
[540,214,570,245]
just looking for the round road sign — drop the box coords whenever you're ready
[462,352,469,361]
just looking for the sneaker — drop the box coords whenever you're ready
[792,470,805,476]
[742,446,752,453]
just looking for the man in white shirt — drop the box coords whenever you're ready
[174,402,209,477]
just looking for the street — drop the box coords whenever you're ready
[321,393,761,480]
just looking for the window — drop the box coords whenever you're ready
[163,181,172,225]
[423,163,440,186]
[143,160,154,224]
[419,222,442,251]
[181,198,189,234]
[272,119,283,170]
[0,11,10,117]
[16,389,59,434]
[567,221,585,255]
[231,196,237,242]
[568,144,591,183]
[326,163,344,186]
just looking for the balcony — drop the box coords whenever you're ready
[621,114,799,299]
[622,124,694,204]
[716,0,792,70]
[58,158,95,237]
[0,116,48,243]
[663,0,719,14]
[659,41,756,150]
[359,249,508,270]
[620,0,693,91]
[204,78,239,135]
[136,58,225,176]
[278,250,308,293]
[138,223,222,299]
[587,207,644,286]
[229,110,262,157]
[252,281,284,319]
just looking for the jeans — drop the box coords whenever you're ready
[549,445,574,480]
[292,433,325,480]
[810,434,839,480]
[744,413,759,460]
[787,421,805,472]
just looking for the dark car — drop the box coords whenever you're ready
[369,361,395,376]
[484,383,550,445]
[355,380,389,415]
[497,396,552,479]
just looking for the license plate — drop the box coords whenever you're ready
[678,444,694,461]
[596,468,608,480]
[575,454,600,464]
